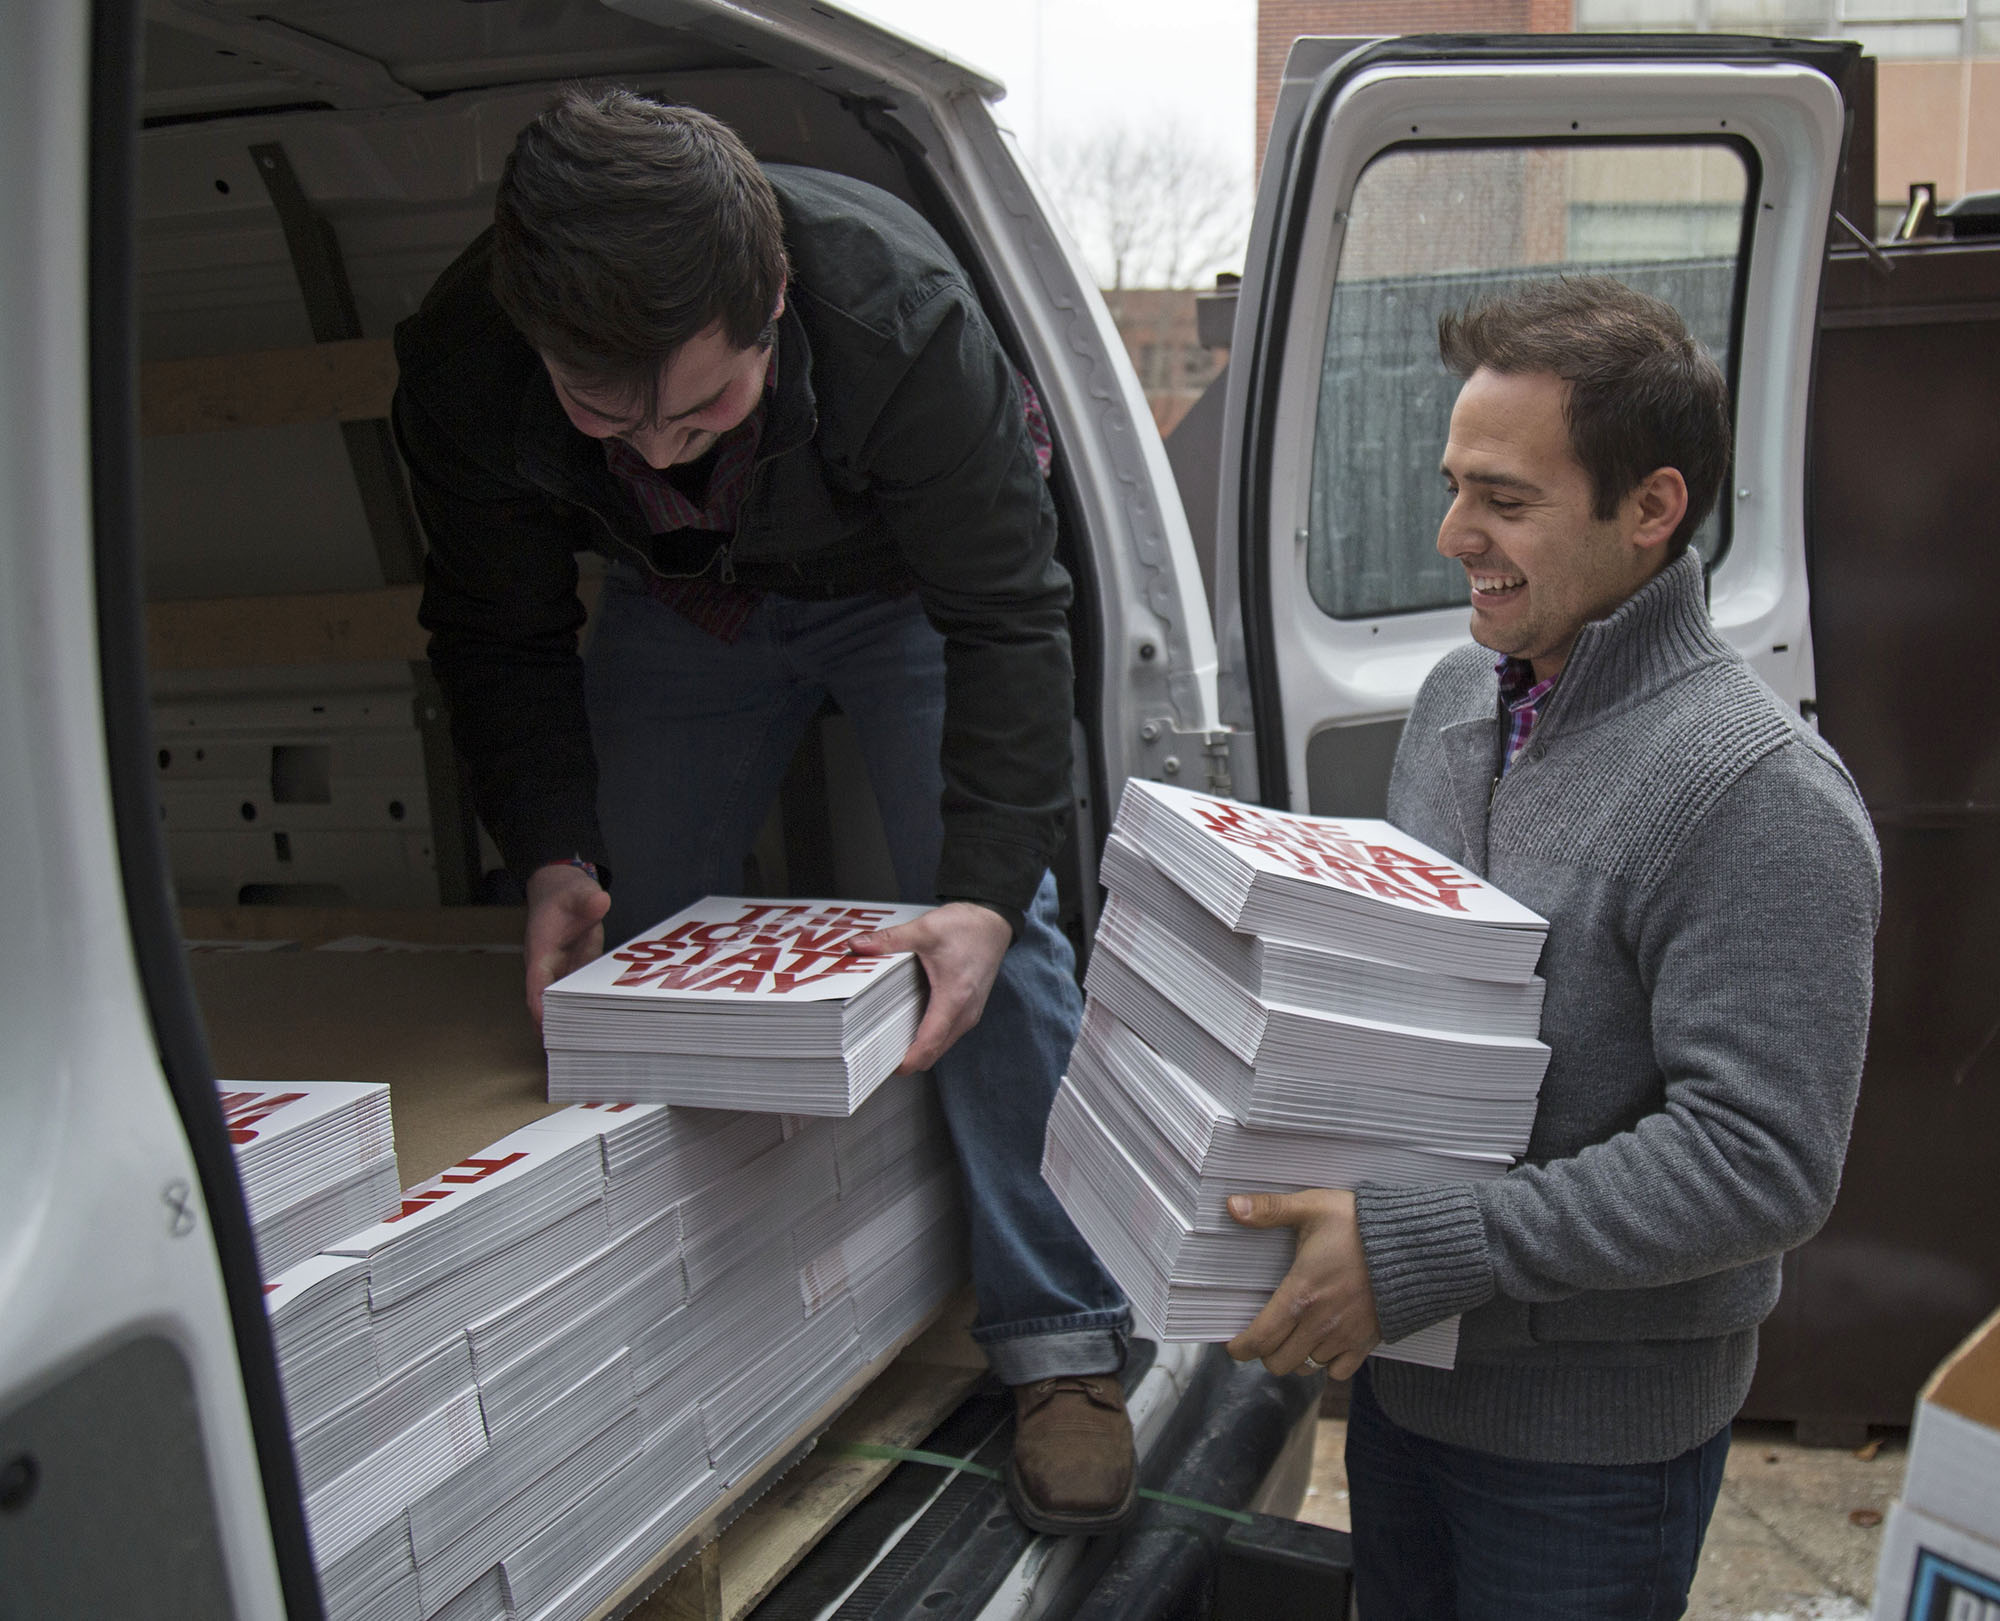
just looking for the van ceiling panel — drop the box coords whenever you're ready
[142,0,743,122]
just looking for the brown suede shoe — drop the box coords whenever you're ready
[1005,1374,1138,1535]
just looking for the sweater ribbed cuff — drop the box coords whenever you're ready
[1354,1182,1495,1345]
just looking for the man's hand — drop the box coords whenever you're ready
[524,862,613,1026]
[848,902,1012,1073]
[1224,1189,1383,1378]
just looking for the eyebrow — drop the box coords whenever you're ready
[1440,464,1545,496]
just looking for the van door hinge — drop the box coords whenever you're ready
[1138,723,1237,798]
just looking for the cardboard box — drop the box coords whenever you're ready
[1871,1501,2000,1621]
[1873,1306,2000,1620]
[1907,1307,2000,1547]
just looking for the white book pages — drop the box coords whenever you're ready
[542,897,928,1050]
[678,1125,838,1297]
[254,1155,402,1279]
[1098,840,1547,1040]
[633,1238,805,1416]
[832,1071,950,1197]
[328,1112,610,1308]
[408,1349,636,1566]
[1112,779,1547,982]
[416,1411,643,1616]
[498,1407,710,1619]
[266,1251,370,1356]
[280,1330,380,1436]
[1041,1105,1459,1368]
[544,1016,919,1114]
[464,1204,680,1380]
[1045,1087,1293,1289]
[326,1567,420,1621]
[267,1253,379,1431]
[317,1512,416,1621]
[1092,930,1550,1103]
[305,1385,488,1569]
[853,1219,968,1360]
[474,1252,685,1439]
[799,1165,962,1316]
[296,1337,477,1500]
[511,1464,719,1621]
[1071,1003,1512,1226]
[702,1295,860,1482]
[427,1566,509,1621]
[1085,949,1538,1154]
[601,1108,785,1236]
[218,1079,394,1222]
[368,1201,611,1372]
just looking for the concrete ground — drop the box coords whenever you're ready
[1296,1417,1908,1620]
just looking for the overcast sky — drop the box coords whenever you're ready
[845,0,1259,178]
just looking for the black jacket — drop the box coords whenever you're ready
[392,166,1073,925]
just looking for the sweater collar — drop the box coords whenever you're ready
[1531,549,1735,738]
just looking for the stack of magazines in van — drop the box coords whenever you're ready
[1043,779,1551,1369]
[219,1079,399,1276]
[541,897,930,1115]
[247,1076,963,1621]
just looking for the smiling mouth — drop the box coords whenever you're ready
[1469,571,1526,601]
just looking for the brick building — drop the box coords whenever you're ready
[1102,288,1228,436]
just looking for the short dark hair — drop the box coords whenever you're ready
[1437,277,1732,557]
[491,87,788,423]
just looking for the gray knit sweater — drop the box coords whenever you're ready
[1356,550,1881,1465]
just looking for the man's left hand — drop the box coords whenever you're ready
[1224,1189,1383,1378]
[848,902,1012,1073]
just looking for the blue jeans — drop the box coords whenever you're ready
[1345,1362,1729,1620]
[583,570,1129,1384]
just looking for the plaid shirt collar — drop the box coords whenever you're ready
[601,344,778,535]
[1496,655,1557,774]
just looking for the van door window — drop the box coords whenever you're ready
[1306,142,1752,623]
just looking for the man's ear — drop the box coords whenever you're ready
[1628,466,1690,554]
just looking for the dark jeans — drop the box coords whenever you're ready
[1345,1361,1729,1620]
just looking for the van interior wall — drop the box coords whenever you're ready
[137,64,956,923]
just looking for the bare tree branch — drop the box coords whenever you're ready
[1042,120,1250,290]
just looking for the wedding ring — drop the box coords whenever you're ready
[1302,1354,1327,1371]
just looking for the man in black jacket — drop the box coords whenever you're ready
[393,88,1134,1531]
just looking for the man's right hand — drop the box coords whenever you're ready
[524,862,612,1026]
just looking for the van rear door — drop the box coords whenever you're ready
[0,0,315,1613]
[1213,35,1852,813]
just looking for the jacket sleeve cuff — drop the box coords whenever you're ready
[1354,1182,1496,1344]
[938,896,1026,941]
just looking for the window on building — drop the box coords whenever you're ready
[1305,141,1750,622]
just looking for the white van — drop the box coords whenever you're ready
[0,3,1858,1614]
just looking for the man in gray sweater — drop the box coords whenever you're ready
[1225,278,1880,1617]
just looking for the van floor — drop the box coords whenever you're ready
[1299,1416,1907,1619]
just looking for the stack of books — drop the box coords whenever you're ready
[541,898,930,1114]
[1044,781,1551,1368]
[252,1068,965,1620]
[219,1079,398,1275]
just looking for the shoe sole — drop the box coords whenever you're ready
[1003,1456,1139,1537]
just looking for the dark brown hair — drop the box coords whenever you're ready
[1438,276,1732,557]
[492,87,788,424]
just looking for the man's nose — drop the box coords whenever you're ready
[625,423,683,469]
[1437,493,1480,560]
